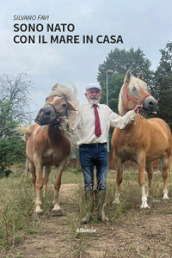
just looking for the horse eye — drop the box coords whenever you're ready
[61,103,67,109]
[133,86,136,92]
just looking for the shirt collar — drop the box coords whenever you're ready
[88,102,100,108]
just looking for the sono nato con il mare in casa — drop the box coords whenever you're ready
[13,23,123,44]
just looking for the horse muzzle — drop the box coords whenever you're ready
[142,96,158,115]
[35,105,57,125]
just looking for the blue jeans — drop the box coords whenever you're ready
[79,143,108,191]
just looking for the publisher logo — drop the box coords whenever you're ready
[76,228,96,233]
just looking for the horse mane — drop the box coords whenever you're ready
[49,83,79,132]
[118,74,148,115]
[49,83,79,110]
[118,84,124,115]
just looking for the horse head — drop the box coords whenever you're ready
[35,84,78,126]
[118,70,158,115]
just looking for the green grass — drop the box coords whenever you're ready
[0,175,35,249]
[0,163,171,252]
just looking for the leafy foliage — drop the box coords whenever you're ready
[0,101,25,177]
[98,48,154,89]
[0,72,31,178]
[100,73,124,112]
[0,72,32,123]
[154,42,172,129]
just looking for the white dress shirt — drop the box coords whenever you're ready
[72,103,136,146]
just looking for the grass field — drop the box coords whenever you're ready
[0,164,172,257]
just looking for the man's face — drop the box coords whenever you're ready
[85,88,102,105]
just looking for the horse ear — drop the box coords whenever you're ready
[138,71,143,80]
[52,84,58,91]
[125,70,131,84]
[67,102,76,111]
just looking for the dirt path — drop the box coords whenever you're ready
[6,184,172,257]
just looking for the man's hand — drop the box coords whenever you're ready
[133,104,143,113]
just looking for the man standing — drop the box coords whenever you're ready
[73,82,142,224]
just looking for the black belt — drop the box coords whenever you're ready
[80,143,107,148]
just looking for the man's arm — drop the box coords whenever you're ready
[109,104,143,129]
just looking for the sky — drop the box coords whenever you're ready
[0,0,172,119]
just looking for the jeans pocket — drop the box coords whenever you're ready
[101,145,107,152]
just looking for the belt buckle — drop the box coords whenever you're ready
[95,143,99,148]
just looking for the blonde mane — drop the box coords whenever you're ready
[118,84,124,115]
[50,83,79,110]
[49,84,79,137]
[118,75,147,115]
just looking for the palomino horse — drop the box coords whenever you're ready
[23,84,78,215]
[111,70,172,208]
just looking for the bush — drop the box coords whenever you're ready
[0,101,25,178]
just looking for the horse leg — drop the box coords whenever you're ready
[34,158,44,214]
[29,161,36,199]
[113,157,123,204]
[146,161,153,198]
[52,159,67,216]
[160,155,169,200]
[43,165,51,196]
[23,159,29,178]
[138,153,149,209]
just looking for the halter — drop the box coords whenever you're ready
[47,103,67,126]
[47,103,61,116]
[124,86,150,110]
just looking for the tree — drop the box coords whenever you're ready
[97,48,154,112]
[0,72,32,123]
[154,42,172,129]
[100,73,124,113]
[0,101,25,177]
[0,72,31,177]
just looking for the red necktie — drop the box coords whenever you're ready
[93,105,101,137]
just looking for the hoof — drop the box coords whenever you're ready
[112,199,120,204]
[140,204,150,209]
[162,196,169,200]
[35,210,43,216]
[51,209,63,217]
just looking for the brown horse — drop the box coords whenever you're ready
[111,70,172,208]
[22,84,78,215]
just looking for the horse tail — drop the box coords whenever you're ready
[17,126,32,142]
[17,127,31,177]
[170,134,172,172]
[22,159,29,178]
[168,133,172,172]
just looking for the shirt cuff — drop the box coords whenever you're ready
[129,110,137,119]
